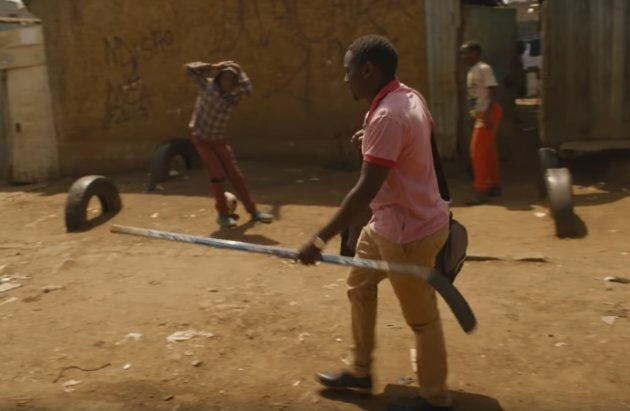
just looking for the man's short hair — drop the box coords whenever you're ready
[462,41,482,54]
[348,35,398,80]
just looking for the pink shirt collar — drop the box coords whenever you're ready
[365,78,401,123]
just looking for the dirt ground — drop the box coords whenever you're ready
[1,104,630,411]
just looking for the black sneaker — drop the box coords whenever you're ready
[316,371,372,392]
[464,193,490,206]
[251,211,273,224]
[486,187,502,197]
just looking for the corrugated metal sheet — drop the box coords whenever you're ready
[424,0,460,159]
[541,0,630,148]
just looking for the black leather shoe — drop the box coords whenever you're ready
[387,396,452,411]
[486,186,502,197]
[464,193,490,206]
[316,371,372,391]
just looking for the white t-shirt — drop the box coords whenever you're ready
[466,61,498,115]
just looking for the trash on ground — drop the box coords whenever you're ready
[513,253,548,263]
[62,379,82,393]
[604,276,630,284]
[115,332,143,345]
[166,329,214,343]
[42,284,64,293]
[0,283,22,293]
[0,296,19,306]
[601,316,619,325]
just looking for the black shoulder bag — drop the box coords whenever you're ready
[431,134,469,282]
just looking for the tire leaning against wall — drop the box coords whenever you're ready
[146,138,200,191]
[544,167,574,238]
[537,147,560,198]
[65,175,122,232]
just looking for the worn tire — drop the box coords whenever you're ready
[538,147,560,198]
[545,167,574,238]
[147,138,200,189]
[65,175,122,232]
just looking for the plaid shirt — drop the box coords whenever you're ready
[188,68,253,140]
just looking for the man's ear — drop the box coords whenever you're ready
[362,61,375,79]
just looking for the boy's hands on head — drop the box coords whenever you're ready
[185,61,212,75]
[213,60,242,72]
[185,60,242,75]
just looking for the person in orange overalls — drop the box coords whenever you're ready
[460,41,503,205]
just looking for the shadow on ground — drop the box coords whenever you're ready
[319,384,504,411]
[0,382,505,411]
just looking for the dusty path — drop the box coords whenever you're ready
[1,154,629,411]
[1,101,630,410]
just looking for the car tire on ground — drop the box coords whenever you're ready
[146,138,199,190]
[65,175,122,232]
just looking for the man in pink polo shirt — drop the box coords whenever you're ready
[298,35,452,411]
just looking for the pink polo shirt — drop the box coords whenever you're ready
[362,80,449,245]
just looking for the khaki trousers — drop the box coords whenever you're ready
[348,224,451,407]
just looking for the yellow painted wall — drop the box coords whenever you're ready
[27,0,428,175]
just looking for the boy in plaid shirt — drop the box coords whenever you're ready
[186,60,272,228]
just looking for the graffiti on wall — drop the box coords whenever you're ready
[96,1,419,129]
[201,0,419,105]
[103,29,175,128]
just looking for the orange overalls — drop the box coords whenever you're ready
[470,103,502,193]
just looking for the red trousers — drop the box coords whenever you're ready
[192,134,256,217]
[470,104,502,193]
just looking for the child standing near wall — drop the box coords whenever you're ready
[185,60,272,228]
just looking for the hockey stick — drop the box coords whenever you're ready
[110,224,476,333]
